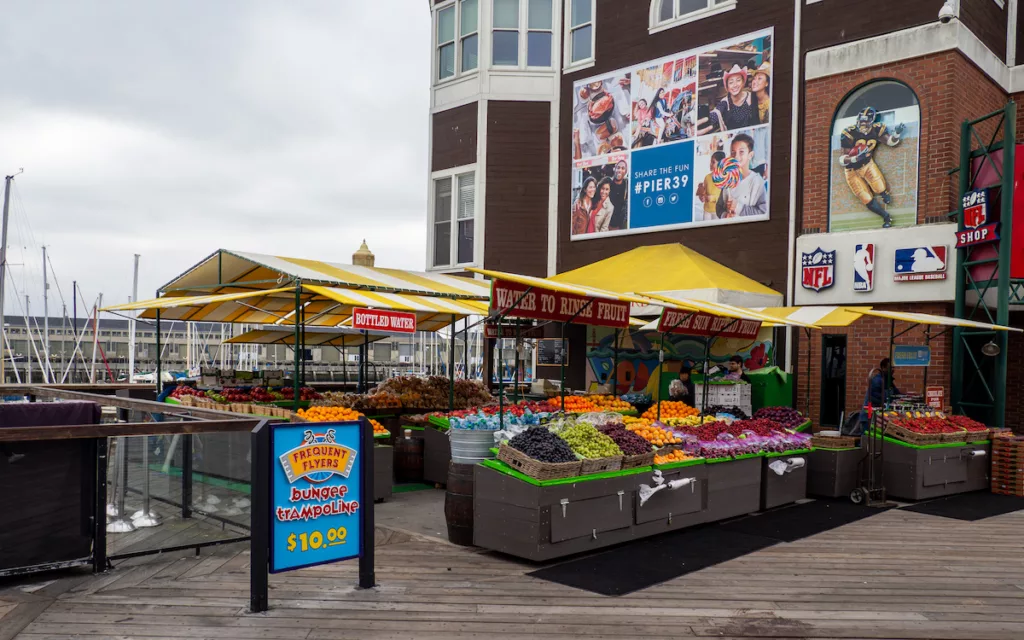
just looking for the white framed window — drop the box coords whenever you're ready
[431,169,477,268]
[435,0,480,83]
[649,0,736,33]
[564,0,594,70]
[491,0,555,69]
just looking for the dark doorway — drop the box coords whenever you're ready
[820,335,847,427]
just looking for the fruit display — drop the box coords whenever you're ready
[250,387,278,403]
[371,419,389,435]
[706,404,750,420]
[681,431,811,459]
[620,392,652,406]
[372,376,491,410]
[588,395,634,412]
[626,422,682,446]
[557,422,623,459]
[508,426,577,463]
[676,418,786,442]
[596,425,653,455]
[654,449,697,465]
[887,415,962,435]
[281,386,322,401]
[946,414,989,434]
[664,415,718,428]
[169,384,204,399]
[296,406,362,422]
[555,395,600,413]
[753,407,806,430]
[219,388,253,403]
[204,389,227,403]
[622,415,652,428]
[641,401,698,421]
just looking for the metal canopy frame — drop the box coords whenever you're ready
[951,103,1016,429]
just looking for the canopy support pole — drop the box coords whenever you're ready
[513,322,521,404]
[804,327,812,419]
[612,328,620,395]
[700,319,739,418]
[560,299,596,414]
[155,309,162,396]
[493,286,534,430]
[657,311,696,421]
[449,314,456,416]
[292,284,300,412]
[463,318,469,382]
[362,331,369,394]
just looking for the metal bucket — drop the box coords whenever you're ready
[449,429,496,465]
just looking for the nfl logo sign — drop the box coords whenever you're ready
[801,248,836,292]
[962,189,988,229]
[853,243,874,292]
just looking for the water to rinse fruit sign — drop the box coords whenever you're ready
[270,421,362,573]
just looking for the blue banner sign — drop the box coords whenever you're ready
[893,345,931,367]
[270,421,363,573]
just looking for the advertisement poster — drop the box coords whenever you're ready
[270,422,362,573]
[570,29,773,239]
[829,80,921,232]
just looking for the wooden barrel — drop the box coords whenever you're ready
[394,434,424,483]
[444,462,475,546]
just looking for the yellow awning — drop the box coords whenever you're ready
[749,306,870,328]
[640,293,820,329]
[102,288,294,312]
[551,244,783,308]
[102,288,302,324]
[225,329,389,348]
[467,267,647,304]
[851,309,1022,332]
[162,249,490,299]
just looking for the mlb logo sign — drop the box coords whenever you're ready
[853,243,874,292]
[962,189,988,229]
[801,248,836,292]
[894,246,948,282]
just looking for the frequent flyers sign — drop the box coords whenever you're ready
[491,280,630,328]
[658,308,762,340]
[351,308,417,334]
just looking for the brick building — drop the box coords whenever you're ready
[426,0,1024,428]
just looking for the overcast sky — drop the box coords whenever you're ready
[0,1,429,317]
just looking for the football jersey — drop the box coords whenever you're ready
[841,122,887,169]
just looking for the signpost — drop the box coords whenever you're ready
[893,344,931,367]
[250,418,375,612]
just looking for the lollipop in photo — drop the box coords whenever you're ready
[711,156,742,188]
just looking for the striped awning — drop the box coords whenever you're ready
[224,328,389,348]
[640,293,819,329]
[748,306,870,328]
[467,267,646,304]
[161,249,490,299]
[852,309,1022,332]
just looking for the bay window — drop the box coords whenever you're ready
[527,0,553,67]
[492,0,554,69]
[432,171,476,268]
[436,0,480,83]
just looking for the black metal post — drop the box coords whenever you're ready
[292,285,301,411]
[463,318,469,381]
[249,421,270,613]
[513,321,521,403]
[155,309,162,396]
[449,314,456,415]
[805,327,812,418]
[657,332,665,422]
[560,322,567,410]
[92,437,108,573]
[700,318,740,418]
[358,415,376,589]
[612,328,620,395]
[181,434,193,518]
[498,316,505,429]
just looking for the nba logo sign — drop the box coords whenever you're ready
[801,248,836,292]
[853,243,874,292]
[962,189,988,229]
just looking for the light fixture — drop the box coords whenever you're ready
[981,340,1000,357]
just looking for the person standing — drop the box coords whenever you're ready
[669,369,696,403]
[607,160,629,230]
[572,176,597,236]
[722,355,751,383]
[589,178,615,233]
[751,62,771,124]
[716,134,768,218]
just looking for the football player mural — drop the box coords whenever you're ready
[828,80,920,233]
[838,107,905,227]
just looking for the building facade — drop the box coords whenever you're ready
[428,0,1024,427]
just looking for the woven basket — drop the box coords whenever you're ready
[498,443,581,480]
[621,451,656,469]
[579,455,623,475]
[940,427,970,443]
[811,434,858,449]
[886,423,943,445]
[959,428,991,441]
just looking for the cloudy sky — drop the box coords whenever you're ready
[0,1,429,317]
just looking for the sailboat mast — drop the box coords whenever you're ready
[128,254,139,382]
[43,245,49,382]
[0,174,14,384]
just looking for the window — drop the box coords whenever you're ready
[431,170,476,268]
[651,0,735,30]
[490,0,554,69]
[436,0,479,82]
[493,0,519,66]
[527,0,553,67]
[567,0,593,66]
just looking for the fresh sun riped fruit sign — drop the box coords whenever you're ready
[270,422,362,573]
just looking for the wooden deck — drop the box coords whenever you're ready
[2,504,1024,639]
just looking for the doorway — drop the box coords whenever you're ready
[820,335,847,427]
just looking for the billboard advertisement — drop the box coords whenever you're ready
[570,29,773,240]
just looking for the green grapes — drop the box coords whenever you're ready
[558,421,623,459]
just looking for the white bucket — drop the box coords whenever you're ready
[450,429,496,464]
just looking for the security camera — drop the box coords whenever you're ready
[939,0,956,24]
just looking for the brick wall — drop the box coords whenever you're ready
[802,51,1008,232]
[796,303,954,428]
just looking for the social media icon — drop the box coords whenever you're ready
[644,196,653,208]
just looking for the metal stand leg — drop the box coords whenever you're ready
[131,435,161,527]
[106,436,135,533]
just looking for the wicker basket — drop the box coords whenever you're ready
[498,443,581,480]
[811,434,858,449]
[621,451,656,469]
[940,427,970,443]
[885,423,943,445]
[959,428,991,441]
[579,455,623,475]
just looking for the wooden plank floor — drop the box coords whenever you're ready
[3,505,1024,639]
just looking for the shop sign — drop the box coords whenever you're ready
[893,345,931,367]
[853,243,874,292]
[483,322,545,340]
[270,422,363,573]
[893,245,947,282]
[491,279,631,329]
[801,248,836,292]
[351,308,416,334]
[657,308,762,340]
[956,189,999,248]
[926,386,945,409]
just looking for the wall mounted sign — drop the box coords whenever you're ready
[537,338,568,366]
[270,421,363,573]
[893,245,947,282]
[956,189,1000,248]
[853,243,874,292]
[351,308,417,334]
[801,248,836,292]
[893,345,931,367]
